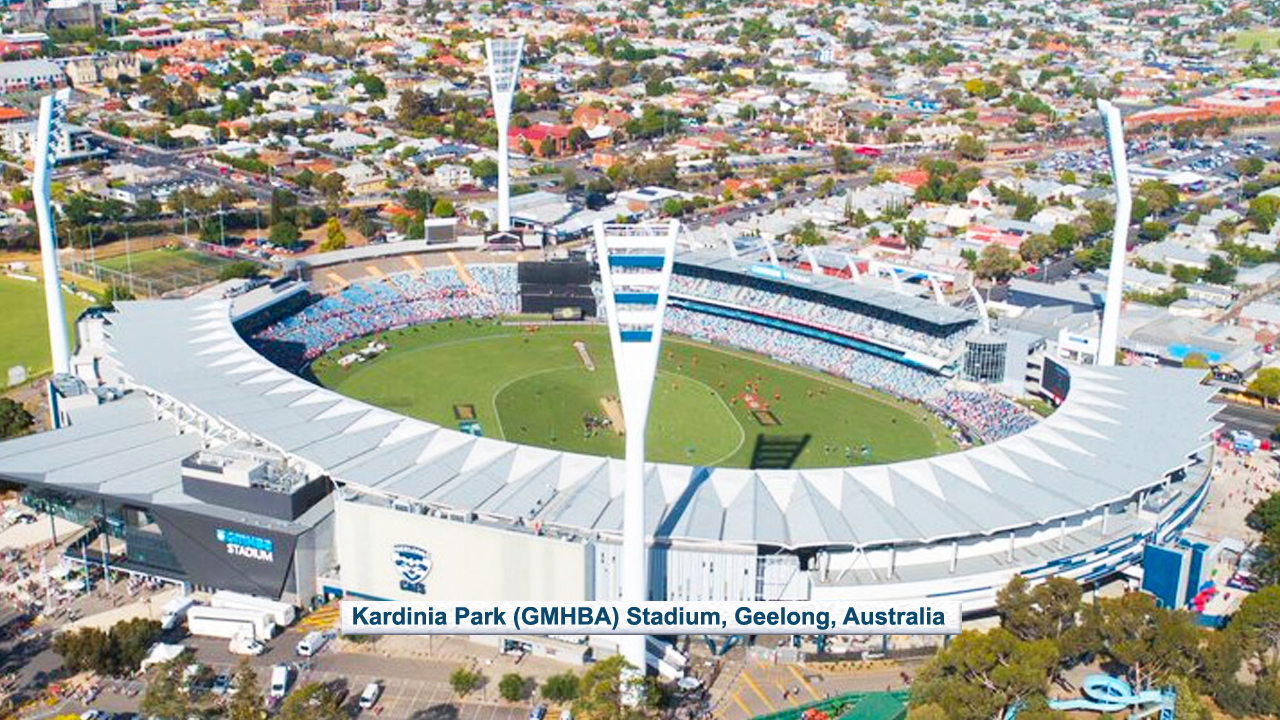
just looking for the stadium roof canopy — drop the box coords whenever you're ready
[675,251,977,328]
[0,295,1218,551]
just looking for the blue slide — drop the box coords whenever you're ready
[1048,675,1171,715]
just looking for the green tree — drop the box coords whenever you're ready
[450,667,483,696]
[1080,592,1201,688]
[432,199,456,218]
[975,245,1021,281]
[1248,491,1280,532]
[278,681,346,720]
[1019,234,1055,264]
[140,659,191,720]
[955,134,988,161]
[218,261,261,282]
[321,217,347,252]
[0,399,33,439]
[573,655,656,720]
[1181,352,1210,369]
[1230,586,1280,673]
[499,673,526,702]
[1202,255,1237,285]
[269,220,300,247]
[227,658,262,720]
[542,672,580,703]
[913,628,1058,720]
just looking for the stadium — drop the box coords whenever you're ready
[0,245,1219,645]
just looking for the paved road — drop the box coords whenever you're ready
[1212,400,1280,439]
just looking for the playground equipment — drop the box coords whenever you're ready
[1048,675,1175,720]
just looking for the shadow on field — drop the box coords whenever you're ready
[749,434,811,469]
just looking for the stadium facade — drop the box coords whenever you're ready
[0,257,1218,628]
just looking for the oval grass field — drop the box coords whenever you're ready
[311,320,957,469]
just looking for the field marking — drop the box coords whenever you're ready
[731,692,754,720]
[366,265,388,279]
[653,369,746,467]
[489,363,585,442]
[325,272,350,289]
[405,255,424,272]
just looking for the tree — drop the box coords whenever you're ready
[140,659,191,720]
[1250,196,1280,231]
[1019,234,1055,264]
[278,681,346,720]
[218,261,261,282]
[52,618,161,676]
[1231,586,1280,673]
[1202,254,1236,285]
[903,220,928,250]
[995,576,1083,650]
[912,628,1058,720]
[791,220,825,246]
[499,673,527,702]
[450,667,483,696]
[542,672,580,703]
[321,218,347,252]
[1080,592,1201,688]
[227,658,262,720]
[1250,368,1280,406]
[955,134,988,161]
[432,199,456,218]
[1181,352,1210,369]
[1050,224,1078,251]
[269,220,300,247]
[1139,221,1169,242]
[1236,156,1266,177]
[573,655,656,720]
[975,245,1021,282]
[1249,491,1280,532]
[0,399,33,439]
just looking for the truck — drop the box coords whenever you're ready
[160,596,199,631]
[185,605,276,641]
[210,590,296,628]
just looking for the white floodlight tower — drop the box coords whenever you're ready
[33,89,72,376]
[1096,99,1131,367]
[593,219,680,673]
[485,36,524,234]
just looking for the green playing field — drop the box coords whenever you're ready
[0,275,92,379]
[311,320,957,469]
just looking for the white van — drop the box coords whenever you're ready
[295,630,328,657]
[359,681,382,710]
[269,664,291,698]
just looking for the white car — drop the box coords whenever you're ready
[359,681,382,710]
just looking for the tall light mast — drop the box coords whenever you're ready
[485,36,524,234]
[593,219,679,673]
[33,88,72,376]
[1096,99,1131,367]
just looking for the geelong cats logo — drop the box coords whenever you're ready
[393,544,431,594]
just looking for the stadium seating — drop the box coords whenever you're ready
[247,262,1038,444]
[249,264,520,366]
[668,273,969,361]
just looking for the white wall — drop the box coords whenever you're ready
[335,499,590,601]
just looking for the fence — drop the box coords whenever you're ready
[64,257,223,298]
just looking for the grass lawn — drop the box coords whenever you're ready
[1229,27,1280,51]
[312,320,957,469]
[95,247,231,289]
[0,275,92,379]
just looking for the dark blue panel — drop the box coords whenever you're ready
[609,255,665,269]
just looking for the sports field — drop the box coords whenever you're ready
[1229,27,1280,50]
[312,321,957,469]
[0,275,92,378]
[95,247,231,288]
